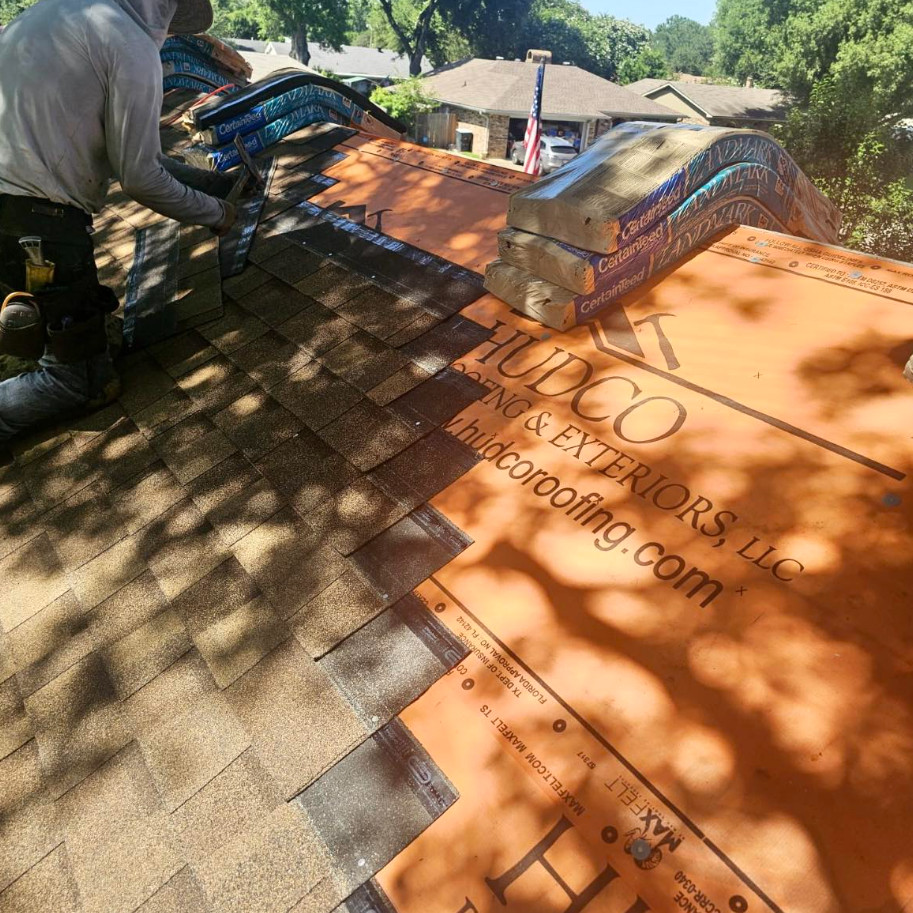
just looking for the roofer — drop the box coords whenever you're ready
[0,0,236,442]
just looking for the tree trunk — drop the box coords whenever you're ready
[409,3,436,75]
[290,25,310,65]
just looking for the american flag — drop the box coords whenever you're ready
[522,62,546,176]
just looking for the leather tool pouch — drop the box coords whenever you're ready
[0,293,46,360]
[34,279,119,364]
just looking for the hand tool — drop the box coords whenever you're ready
[226,133,267,205]
[18,236,44,265]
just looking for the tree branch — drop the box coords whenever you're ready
[377,0,417,59]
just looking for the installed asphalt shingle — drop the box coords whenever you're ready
[0,105,489,913]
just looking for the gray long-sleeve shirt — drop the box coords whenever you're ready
[0,0,225,227]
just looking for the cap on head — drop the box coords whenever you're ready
[169,0,213,34]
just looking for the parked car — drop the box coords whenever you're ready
[510,136,578,173]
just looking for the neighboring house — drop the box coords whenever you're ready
[236,51,312,83]
[232,39,430,86]
[420,58,680,159]
[232,38,272,54]
[625,79,789,129]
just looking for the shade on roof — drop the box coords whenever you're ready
[625,77,789,122]
[4,79,913,913]
[422,58,681,121]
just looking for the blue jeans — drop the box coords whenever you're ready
[0,350,116,442]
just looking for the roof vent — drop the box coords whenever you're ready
[496,56,505,60]
[562,61,571,65]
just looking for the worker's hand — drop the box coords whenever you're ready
[211,200,237,237]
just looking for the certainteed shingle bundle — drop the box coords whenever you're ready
[484,122,842,330]
[161,35,251,93]
[178,70,405,171]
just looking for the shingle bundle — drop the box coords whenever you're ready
[161,35,252,93]
[177,69,405,171]
[484,122,842,330]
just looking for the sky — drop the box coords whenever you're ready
[580,0,717,29]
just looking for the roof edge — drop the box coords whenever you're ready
[429,96,679,122]
[642,84,712,119]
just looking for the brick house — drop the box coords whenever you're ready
[420,58,680,159]
[625,79,788,130]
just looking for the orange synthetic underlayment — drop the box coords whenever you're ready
[316,141,913,913]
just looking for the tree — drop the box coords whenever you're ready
[370,76,436,133]
[283,0,350,63]
[453,0,650,81]
[775,76,913,260]
[713,0,913,261]
[375,0,465,75]
[577,13,650,80]
[369,0,473,66]
[712,0,790,86]
[774,0,913,110]
[617,46,670,84]
[443,0,534,63]
[652,15,713,76]
[210,0,283,40]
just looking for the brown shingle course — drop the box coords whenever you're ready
[225,638,366,798]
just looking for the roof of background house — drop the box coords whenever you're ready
[238,50,313,82]
[422,58,680,121]
[229,37,272,54]
[625,78,789,122]
[230,39,430,78]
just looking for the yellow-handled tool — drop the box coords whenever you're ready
[18,236,55,291]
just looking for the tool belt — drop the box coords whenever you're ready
[0,278,118,363]
[0,194,116,363]
[0,193,92,234]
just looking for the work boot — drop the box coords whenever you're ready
[84,374,121,411]
[83,349,120,412]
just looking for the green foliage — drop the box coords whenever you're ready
[652,15,714,76]
[824,150,913,260]
[776,78,913,260]
[617,46,670,84]
[712,0,788,86]
[774,0,913,109]
[369,76,436,132]
[375,0,453,75]
[453,0,650,81]
[348,0,373,35]
[373,0,531,75]
[364,0,650,79]
[364,0,471,67]
[0,0,36,26]
[210,0,283,40]
[576,12,651,80]
[233,0,348,61]
[714,0,913,261]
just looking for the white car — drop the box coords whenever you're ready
[510,135,579,173]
